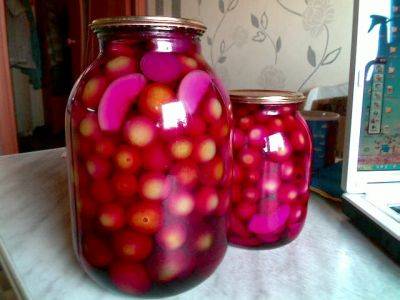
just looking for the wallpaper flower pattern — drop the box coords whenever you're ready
[149,0,352,92]
[258,65,286,89]
[205,0,246,66]
[302,0,334,37]
[276,0,342,90]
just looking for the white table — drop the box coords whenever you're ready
[0,149,399,300]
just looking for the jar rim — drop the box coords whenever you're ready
[91,16,206,35]
[229,90,305,104]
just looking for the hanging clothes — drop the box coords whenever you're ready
[6,0,44,136]
[6,0,42,89]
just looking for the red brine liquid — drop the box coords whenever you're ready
[66,17,231,298]
[228,92,312,249]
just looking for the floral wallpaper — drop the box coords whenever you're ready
[147,0,353,92]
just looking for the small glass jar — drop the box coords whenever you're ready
[228,90,312,249]
[65,17,232,297]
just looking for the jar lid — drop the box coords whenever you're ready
[91,16,206,35]
[229,90,306,104]
[300,110,340,121]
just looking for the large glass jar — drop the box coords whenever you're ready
[228,90,312,249]
[65,17,232,297]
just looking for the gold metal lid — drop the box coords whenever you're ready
[91,16,206,35]
[229,90,306,104]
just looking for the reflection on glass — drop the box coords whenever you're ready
[264,132,285,153]
[161,101,187,129]
[155,39,173,52]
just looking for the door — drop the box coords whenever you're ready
[67,0,147,78]
[0,0,147,154]
[84,0,147,67]
[0,0,18,154]
[36,0,136,135]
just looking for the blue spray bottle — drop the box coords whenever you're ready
[389,0,400,56]
[364,15,389,134]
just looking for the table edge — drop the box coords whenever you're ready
[0,236,30,300]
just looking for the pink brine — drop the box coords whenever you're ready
[228,90,312,249]
[65,17,232,298]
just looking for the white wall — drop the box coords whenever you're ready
[148,0,354,92]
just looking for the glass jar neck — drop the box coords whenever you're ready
[263,103,300,115]
[232,102,301,116]
[97,29,202,54]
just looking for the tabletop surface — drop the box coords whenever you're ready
[0,148,399,300]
